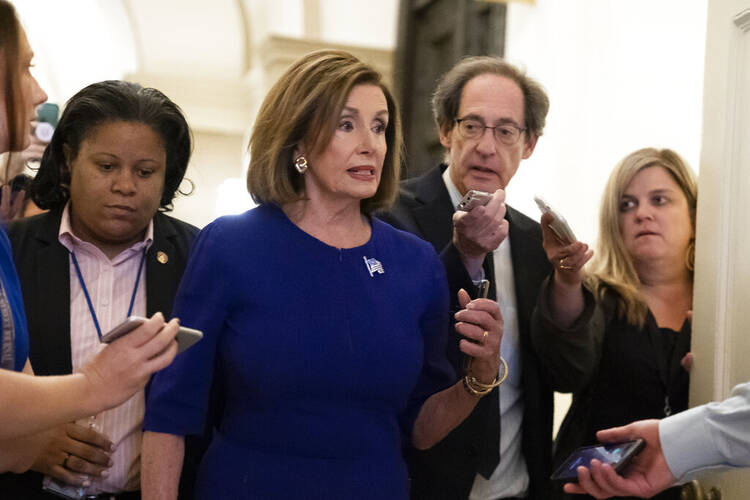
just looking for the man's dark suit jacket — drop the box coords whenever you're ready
[0,207,200,499]
[379,164,553,500]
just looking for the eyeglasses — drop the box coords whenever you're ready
[454,117,526,146]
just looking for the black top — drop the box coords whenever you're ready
[531,280,690,500]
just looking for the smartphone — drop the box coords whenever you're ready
[101,316,203,354]
[463,278,491,372]
[42,476,87,499]
[457,190,492,211]
[35,102,59,143]
[550,439,645,482]
[533,195,577,244]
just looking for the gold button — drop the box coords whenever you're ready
[156,251,168,264]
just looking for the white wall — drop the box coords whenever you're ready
[504,0,707,245]
[14,0,136,104]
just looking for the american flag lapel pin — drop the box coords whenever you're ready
[363,256,385,277]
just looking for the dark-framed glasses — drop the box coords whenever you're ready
[455,117,526,146]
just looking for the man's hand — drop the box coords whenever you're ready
[452,189,508,277]
[32,422,113,487]
[563,420,676,498]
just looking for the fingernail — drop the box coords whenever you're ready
[101,470,110,478]
[82,480,91,487]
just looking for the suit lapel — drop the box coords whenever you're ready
[410,167,456,253]
[146,213,178,318]
[507,206,551,342]
[29,209,73,375]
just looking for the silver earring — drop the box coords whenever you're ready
[294,155,308,174]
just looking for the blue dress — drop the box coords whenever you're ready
[0,228,28,372]
[145,204,455,499]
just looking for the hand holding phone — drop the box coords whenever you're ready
[534,195,577,244]
[101,316,202,354]
[551,439,645,482]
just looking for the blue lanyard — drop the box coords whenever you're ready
[70,248,147,341]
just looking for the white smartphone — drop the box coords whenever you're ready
[534,195,577,244]
[457,190,492,211]
[101,316,203,354]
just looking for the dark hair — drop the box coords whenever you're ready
[0,0,24,151]
[432,56,549,139]
[31,80,192,211]
[246,49,402,215]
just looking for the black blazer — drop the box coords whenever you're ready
[379,165,554,500]
[0,207,199,499]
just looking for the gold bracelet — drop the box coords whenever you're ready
[473,356,508,389]
[462,356,509,397]
[462,375,492,397]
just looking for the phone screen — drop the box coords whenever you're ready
[550,439,644,482]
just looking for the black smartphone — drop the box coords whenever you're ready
[101,315,203,354]
[550,439,645,482]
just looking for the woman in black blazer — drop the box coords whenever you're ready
[3,80,199,499]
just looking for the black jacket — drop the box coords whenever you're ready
[379,165,554,500]
[0,207,200,499]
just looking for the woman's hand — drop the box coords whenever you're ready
[541,212,593,286]
[541,212,593,326]
[32,422,112,487]
[454,288,503,384]
[79,313,179,415]
[0,184,26,223]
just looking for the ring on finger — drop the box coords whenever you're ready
[482,330,489,342]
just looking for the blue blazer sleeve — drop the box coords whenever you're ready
[144,220,232,436]
[0,228,28,372]
[399,248,455,441]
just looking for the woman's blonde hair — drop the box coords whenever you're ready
[246,49,402,215]
[587,147,697,326]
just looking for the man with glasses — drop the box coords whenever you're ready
[381,57,553,500]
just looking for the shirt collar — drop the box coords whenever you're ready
[58,201,154,257]
[442,165,464,210]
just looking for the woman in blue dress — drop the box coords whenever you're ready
[142,50,505,499]
[0,0,180,473]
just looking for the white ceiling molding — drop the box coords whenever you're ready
[259,35,394,91]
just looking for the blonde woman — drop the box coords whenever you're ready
[531,148,696,500]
